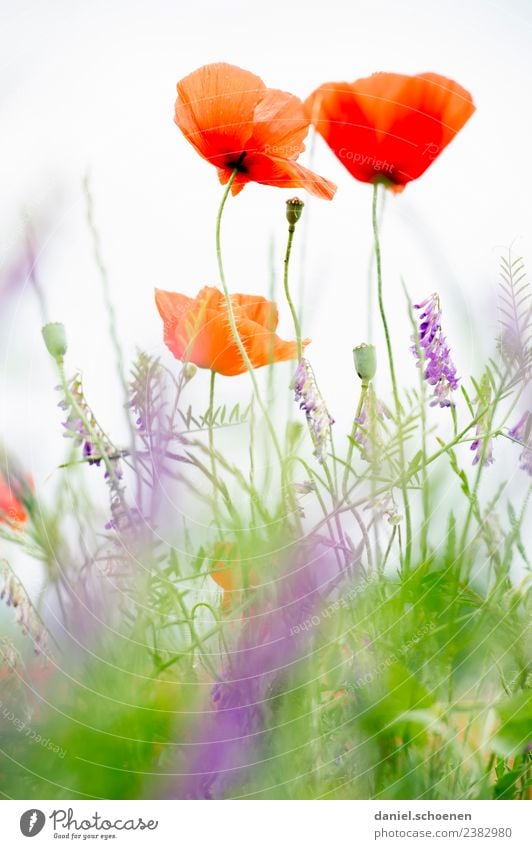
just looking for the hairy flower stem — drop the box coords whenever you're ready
[458,370,508,571]
[342,382,368,498]
[83,176,139,482]
[283,225,303,360]
[208,370,219,510]
[372,182,412,571]
[215,170,292,505]
[405,289,429,560]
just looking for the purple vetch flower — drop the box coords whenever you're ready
[412,294,459,407]
[363,491,402,526]
[508,411,532,476]
[83,440,100,466]
[292,358,334,463]
[470,431,495,467]
[165,542,346,800]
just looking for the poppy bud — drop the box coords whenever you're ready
[286,197,304,230]
[42,323,67,361]
[183,363,197,382]
[353,343,376,382]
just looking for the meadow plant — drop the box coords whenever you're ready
[0,63,530,802]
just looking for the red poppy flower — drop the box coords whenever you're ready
[0,473,27,525]
[155,286,308,377]
[305,72,475,192]
[174,62,336,199]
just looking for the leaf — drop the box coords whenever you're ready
[446,512,456,563]
[492,690,532,757]
[461,385,474,416]
[493,770,524,800]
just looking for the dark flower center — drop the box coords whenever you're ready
[226,151,247,172]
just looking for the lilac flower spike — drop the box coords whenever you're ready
[508,411,532,476]
[412,294,459,407]
[292,358,334,463]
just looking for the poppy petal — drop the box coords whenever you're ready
[234,152,337,199]
[175,63,265,166]
[306,73,475,190]
[156,287,306,376]
[0,475,27,525]
[248,88,309,161]
[235,313,308,371]
[232,293,279,331]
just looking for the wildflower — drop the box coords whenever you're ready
[0,637,20,672]
[293,480,316,495]
[59,373,123,479]
[175,63,336,199]
[470,431,495,466]
[305,72,475,192]
[209,541,258,611]
[169,542,337,799]
[0,472,27,525]
[412,294,459,407]
[292,358,334,463]
[352,389,390,458]
[0,561,48,654]
[369,491,402,525]
[470,375,495,467]
[156,286,308,376]
[508,411,532,476]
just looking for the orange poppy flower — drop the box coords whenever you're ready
[174,62,336,199]
[0,473,27,525]
[155,286,308,376]
[305,72,475,192]
[210,542,258,610]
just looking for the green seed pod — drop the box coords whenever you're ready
[183,363,198,382]
[42,323,67,361]
[286,197,304,229]
[353,343,376,382]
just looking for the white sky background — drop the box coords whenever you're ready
[1,0,532,523]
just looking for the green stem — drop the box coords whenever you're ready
[404,288,429,561]
[283,225,303,360]
[458,371,508,569]
[83,176,138,469]
[215,170,291,508]
[342,381,368,498]
[372,182,412,570]
[208,369,219,507]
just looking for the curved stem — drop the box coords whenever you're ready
[283,225,303,360]
[215,171,289,497]
[372,182,412,570]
